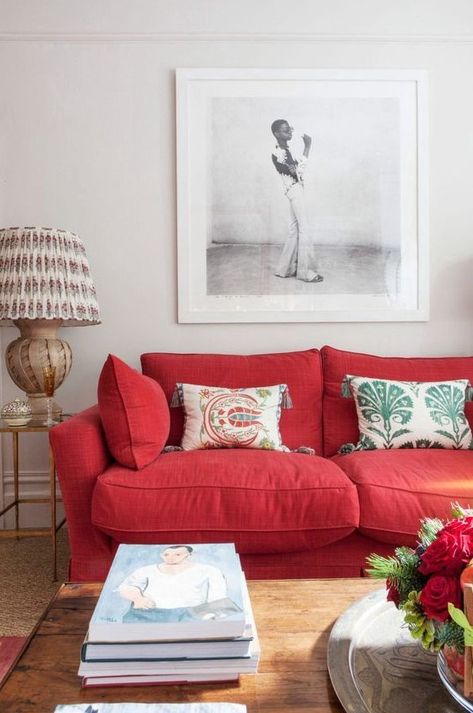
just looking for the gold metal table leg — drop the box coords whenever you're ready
[0,423,66,581]
[12,431,19,535]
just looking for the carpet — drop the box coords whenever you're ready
[0,528,69,636]
[0,528,70,684]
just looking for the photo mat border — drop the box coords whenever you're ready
[176,68,429,323]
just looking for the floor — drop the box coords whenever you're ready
[207,243,400,296]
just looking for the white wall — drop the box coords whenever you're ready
[210,95,400,247]
[1,0,473,522]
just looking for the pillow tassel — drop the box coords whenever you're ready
[281,385,293,409]
[292,446,315,455]
[170,386,183,408]
[340,376,352,398]
[338,442,357,455]
[466,384,473,402]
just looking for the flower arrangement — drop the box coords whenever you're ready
[366,503,473,673]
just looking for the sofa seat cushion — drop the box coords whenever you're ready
[333,449,473,546]
[92,449,359,554]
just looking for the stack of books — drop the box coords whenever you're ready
[78,543,260,688]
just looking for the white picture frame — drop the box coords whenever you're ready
[176,68,428,323]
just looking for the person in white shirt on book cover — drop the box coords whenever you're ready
[117,545,231,623]
[271,118,324,284]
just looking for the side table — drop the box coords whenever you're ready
[0,415,70,580]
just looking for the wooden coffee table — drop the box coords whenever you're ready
[0,578,381,712]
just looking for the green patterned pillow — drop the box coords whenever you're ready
[342,376,473,451]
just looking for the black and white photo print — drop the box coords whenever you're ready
[177,69,428,323]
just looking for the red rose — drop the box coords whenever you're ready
[419,574,462,621]
[386,578,401,607]
[419,518,473,575]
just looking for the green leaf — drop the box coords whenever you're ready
[358,434,377,450]
[426,384,466,447]
[365,553,401,579]
[435,429,456,442]
[358,380,413,426]
[418,517,444,547]
[391,428,411,440]
[366,548,425,602]
[436,619,465,654]
[451,502,473,518]
[448,603,473,647]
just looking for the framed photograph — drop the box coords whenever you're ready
[176,68,428,323]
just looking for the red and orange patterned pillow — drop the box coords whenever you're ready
[173,383,291,451]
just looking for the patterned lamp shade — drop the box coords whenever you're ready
[0,226,100,325]
[0,226,101,417]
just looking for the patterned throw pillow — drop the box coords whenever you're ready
[174,383,291,451]
[342,375,473,451]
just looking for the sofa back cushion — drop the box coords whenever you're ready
[322,345,473,457]
[141,349,323,452]
[98,354,170,469]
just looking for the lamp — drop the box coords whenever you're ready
[0,226,100,416]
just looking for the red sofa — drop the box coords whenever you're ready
[50,346,473,582]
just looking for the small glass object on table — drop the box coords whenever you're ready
[42,366,56,427]
[438,649,473,712]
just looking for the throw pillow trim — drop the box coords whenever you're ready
[340,374,473,402]
[108,356,139,470]
[170,383,293,409]
[162,444,316,455]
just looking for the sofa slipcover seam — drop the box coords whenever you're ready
[98,482,354,493]
[355,482,472,497]
[92,523,358,534]
[111,366,139,470]
[360,524,424,537]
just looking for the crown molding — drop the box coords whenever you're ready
[0,31,472,44]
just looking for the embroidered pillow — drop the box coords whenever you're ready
[342,375,473,451]
[174,383,291,451]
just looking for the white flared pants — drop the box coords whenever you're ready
[275,182,319,281]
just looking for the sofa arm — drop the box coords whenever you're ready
[50,405,115,581]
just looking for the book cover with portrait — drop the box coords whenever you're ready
[88,543,246,642]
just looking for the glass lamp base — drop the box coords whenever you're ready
[43,397,57,427]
